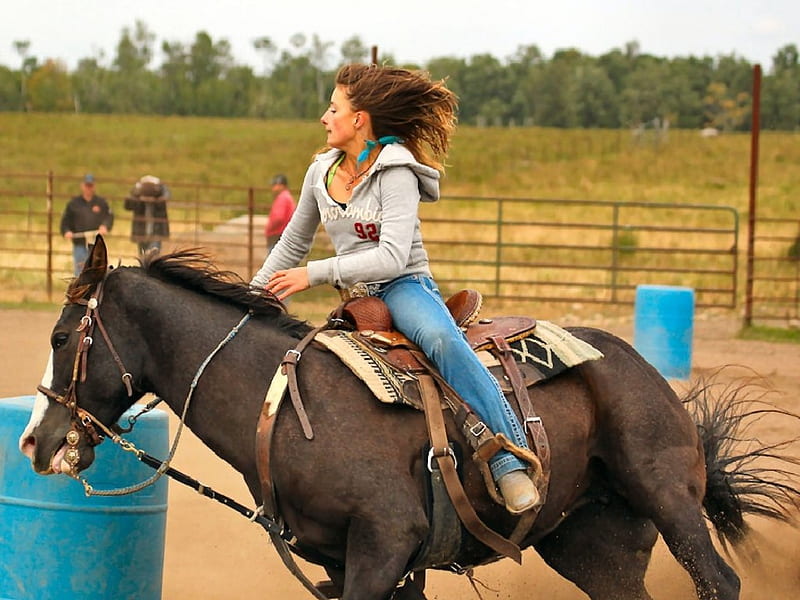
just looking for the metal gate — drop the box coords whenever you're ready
[0,172,739,309]
[422,196,738,308]
[746,215,800,325]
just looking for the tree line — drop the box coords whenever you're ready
[2,21,798,130]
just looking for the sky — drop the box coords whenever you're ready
[1,0,797,72]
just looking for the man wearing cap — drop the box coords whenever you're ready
[60,174,114,275]
[266,174,296,252]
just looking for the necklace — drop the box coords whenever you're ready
[339,157,376,191]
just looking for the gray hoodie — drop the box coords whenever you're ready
[250,144,440,290]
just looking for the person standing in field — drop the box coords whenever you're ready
[124,175,170,255]
[265,174,296,252]
[60,173,114,275]
[250,63,540,514]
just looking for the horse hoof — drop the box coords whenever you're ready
[498,470,540,514]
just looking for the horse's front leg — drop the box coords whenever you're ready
[393,573,427,600]
[341,514,428,600]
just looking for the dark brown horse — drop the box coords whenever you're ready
[18,237,800,600]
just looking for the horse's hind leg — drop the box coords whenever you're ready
[608,419,740,598]
[647,489,739,600]
[535,492,657,600]
[608,437,740,598]
[580,338,740,599]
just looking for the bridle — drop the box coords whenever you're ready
[37,272,138,470]
[34,266,256,502]
[32,266,352,598]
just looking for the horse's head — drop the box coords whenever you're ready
[19,236,145,476]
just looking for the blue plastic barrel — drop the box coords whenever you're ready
[0,396,168,600]
[634,285,695,380]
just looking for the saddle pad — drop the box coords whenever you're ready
[480,320,604,373]
[315,321,604,407]
[315,329,420,406]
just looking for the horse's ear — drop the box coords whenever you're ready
[75,235,108,290]
[88,235,108,270]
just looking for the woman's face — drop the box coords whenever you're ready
[320,85,358,150]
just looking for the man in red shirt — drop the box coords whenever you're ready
[265,174,296,252]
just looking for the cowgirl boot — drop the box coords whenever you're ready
[497,470,540,514]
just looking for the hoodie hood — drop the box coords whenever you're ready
[315,144,440,203]
[372,144,440,203]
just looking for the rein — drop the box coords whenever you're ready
[37,269,253,499]
[37,277,288,533]
[88,311,253,497]
[40,270,339,597]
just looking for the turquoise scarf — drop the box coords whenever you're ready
[357,135,402,164]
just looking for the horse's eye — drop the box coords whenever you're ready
[52,331,69,350]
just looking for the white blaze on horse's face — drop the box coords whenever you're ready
[18,350,55,457]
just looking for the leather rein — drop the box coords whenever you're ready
[34,270,347,599]
[34,272,283,536]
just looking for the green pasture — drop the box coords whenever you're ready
[1,113,798,326]
[2,113,799,210]
[740,324,800,344]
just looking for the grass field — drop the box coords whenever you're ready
[2,113,798,210]
[1,113,798,324]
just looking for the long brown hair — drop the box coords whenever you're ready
[335,64,458,172]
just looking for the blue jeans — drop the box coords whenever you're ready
[72,244,89,276]
[378,274,529,479]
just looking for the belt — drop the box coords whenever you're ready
[337,281,383,301]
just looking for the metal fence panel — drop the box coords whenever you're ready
[747,215,800,324]
[422,196,738,308]
[0,173,739,310]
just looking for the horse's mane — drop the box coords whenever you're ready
[138,249,313,339]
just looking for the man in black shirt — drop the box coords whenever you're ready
[60,173,114,275]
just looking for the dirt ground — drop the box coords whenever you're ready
[2,307,799,600]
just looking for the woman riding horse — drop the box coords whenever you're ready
[18,236,800,599]
[251,64,538,514]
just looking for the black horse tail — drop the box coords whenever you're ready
[682,368,800,551]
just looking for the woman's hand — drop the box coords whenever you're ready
[265,267,310,300]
